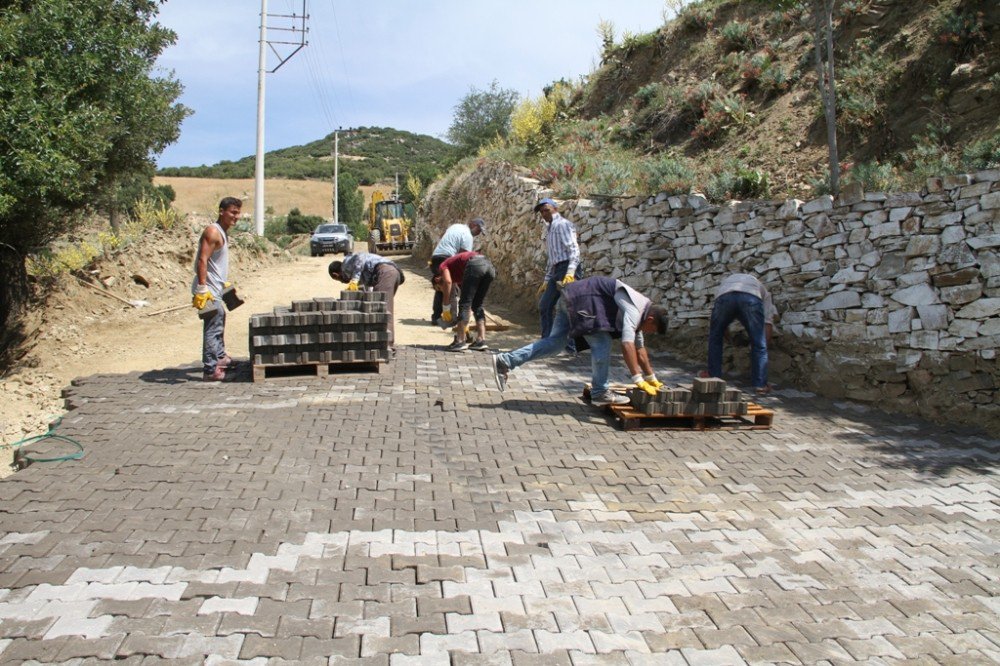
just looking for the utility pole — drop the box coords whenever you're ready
[333,129,340,224]
[253,0,309,236]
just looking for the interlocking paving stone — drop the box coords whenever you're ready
[0,347,998,663]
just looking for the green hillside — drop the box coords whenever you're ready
[156,126,457,187]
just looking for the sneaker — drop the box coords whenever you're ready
[446,339,470,352]
[491,354,508,392]
[591,392,629,407]
[203,366,226,382]
[469,339,489,352]
[754,384,772,396]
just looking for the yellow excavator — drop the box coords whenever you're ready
[367,190,414,256]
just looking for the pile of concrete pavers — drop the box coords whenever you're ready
[249,291,390,366]
[627,377,751,416]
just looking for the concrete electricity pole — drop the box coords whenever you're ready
[253,0,309,236]
[333,129,340,225]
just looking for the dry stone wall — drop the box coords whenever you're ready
[417,162,1000,430]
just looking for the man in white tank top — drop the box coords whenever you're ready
[192,197,242,381]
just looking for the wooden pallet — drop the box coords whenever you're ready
[582,384,773,431]
[252,360,382,382]
[606,402,774,431]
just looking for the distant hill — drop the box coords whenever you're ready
[156,126,458,187]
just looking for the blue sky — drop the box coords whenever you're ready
[154,1,675,168]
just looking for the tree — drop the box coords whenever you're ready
[336,172,365,239]
[760,0,840,194]
[447,80,519,157]
[0,0,188,334]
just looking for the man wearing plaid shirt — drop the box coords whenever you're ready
[535,198,584,353]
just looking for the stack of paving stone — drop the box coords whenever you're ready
[249,291,390,366]
[628,377,750,416]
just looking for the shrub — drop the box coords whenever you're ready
[679,4,714,31]
[693,94,755,141]
[760,65,791,95]
[833,40,900,138]
[962,132,1000,170]
[719,20,758,52]
[285,208,325,235]
[591,161,634,198]
[706,162,770,201]
[935,9,987,60]
[510,94,558,155]
[843,161,902,193]
[640,155,695,195]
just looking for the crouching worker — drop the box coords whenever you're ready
[490,276,670,406]
[436,250,496,352]
[329,252,404,354]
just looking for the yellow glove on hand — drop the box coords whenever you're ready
[560,274,575,287]
[441,310,454,324]
[223,281,232,289]
[346,280,360,291]
[536,282,546,297]
[192,286,213,310]
[645,377,664,389]
[636,380,658,396]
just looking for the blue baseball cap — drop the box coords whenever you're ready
[534,198,557,212]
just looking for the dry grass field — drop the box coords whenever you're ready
[156,176,387,219]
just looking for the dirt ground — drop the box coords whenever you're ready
[0,227,537,478]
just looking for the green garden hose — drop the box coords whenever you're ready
[7,417,84,465]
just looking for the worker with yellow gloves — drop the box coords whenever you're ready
[191,197,242,381]
[329,252,405,355]
[490,277,670,407]
[534,198,584,355]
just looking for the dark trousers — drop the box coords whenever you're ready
[373,264,403,346]
[430,254,447,321]
[458,257,496,323]
[539,259,584,350]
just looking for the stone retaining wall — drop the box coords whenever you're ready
[416,162,1000,430]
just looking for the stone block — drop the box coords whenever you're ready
[967,234,1000,250]
[890,283,938,306]
[887,307,913,333]
[940,283,983,305]
[981,191,1000,210]
[916,304,949,330]
[932,268,980,288]
[692,377,726,394]
[904,235,941,257]
[802,195,834,214]
[956,298,1000,319]
[942,174,973,189]
[813,290,861,310]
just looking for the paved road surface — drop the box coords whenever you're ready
[0,348,997,664]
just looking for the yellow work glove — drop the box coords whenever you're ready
[559,274,575,287]
[223,281,232,289]
[441,310,454,324]
[635,380,658,396]
[536,282,546,297]
[346,280,360,291]
[644,375,664,389]
[192,285,213,310]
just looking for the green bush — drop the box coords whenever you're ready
[706,162,770,201]
[843,161,902,193]
[285,208,325,235]
[679,4,714,31]
[719,20,758,52]
[640,155,695,195]
[962,132,1000,170]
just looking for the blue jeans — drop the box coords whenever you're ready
[498,301,614,397]
[538,260,584,340]
[708,291,768,388]
[202,299,227,373]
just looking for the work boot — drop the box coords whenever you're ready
[591,392,629,406]
[203,366,226,382]
[491,354,509,392]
